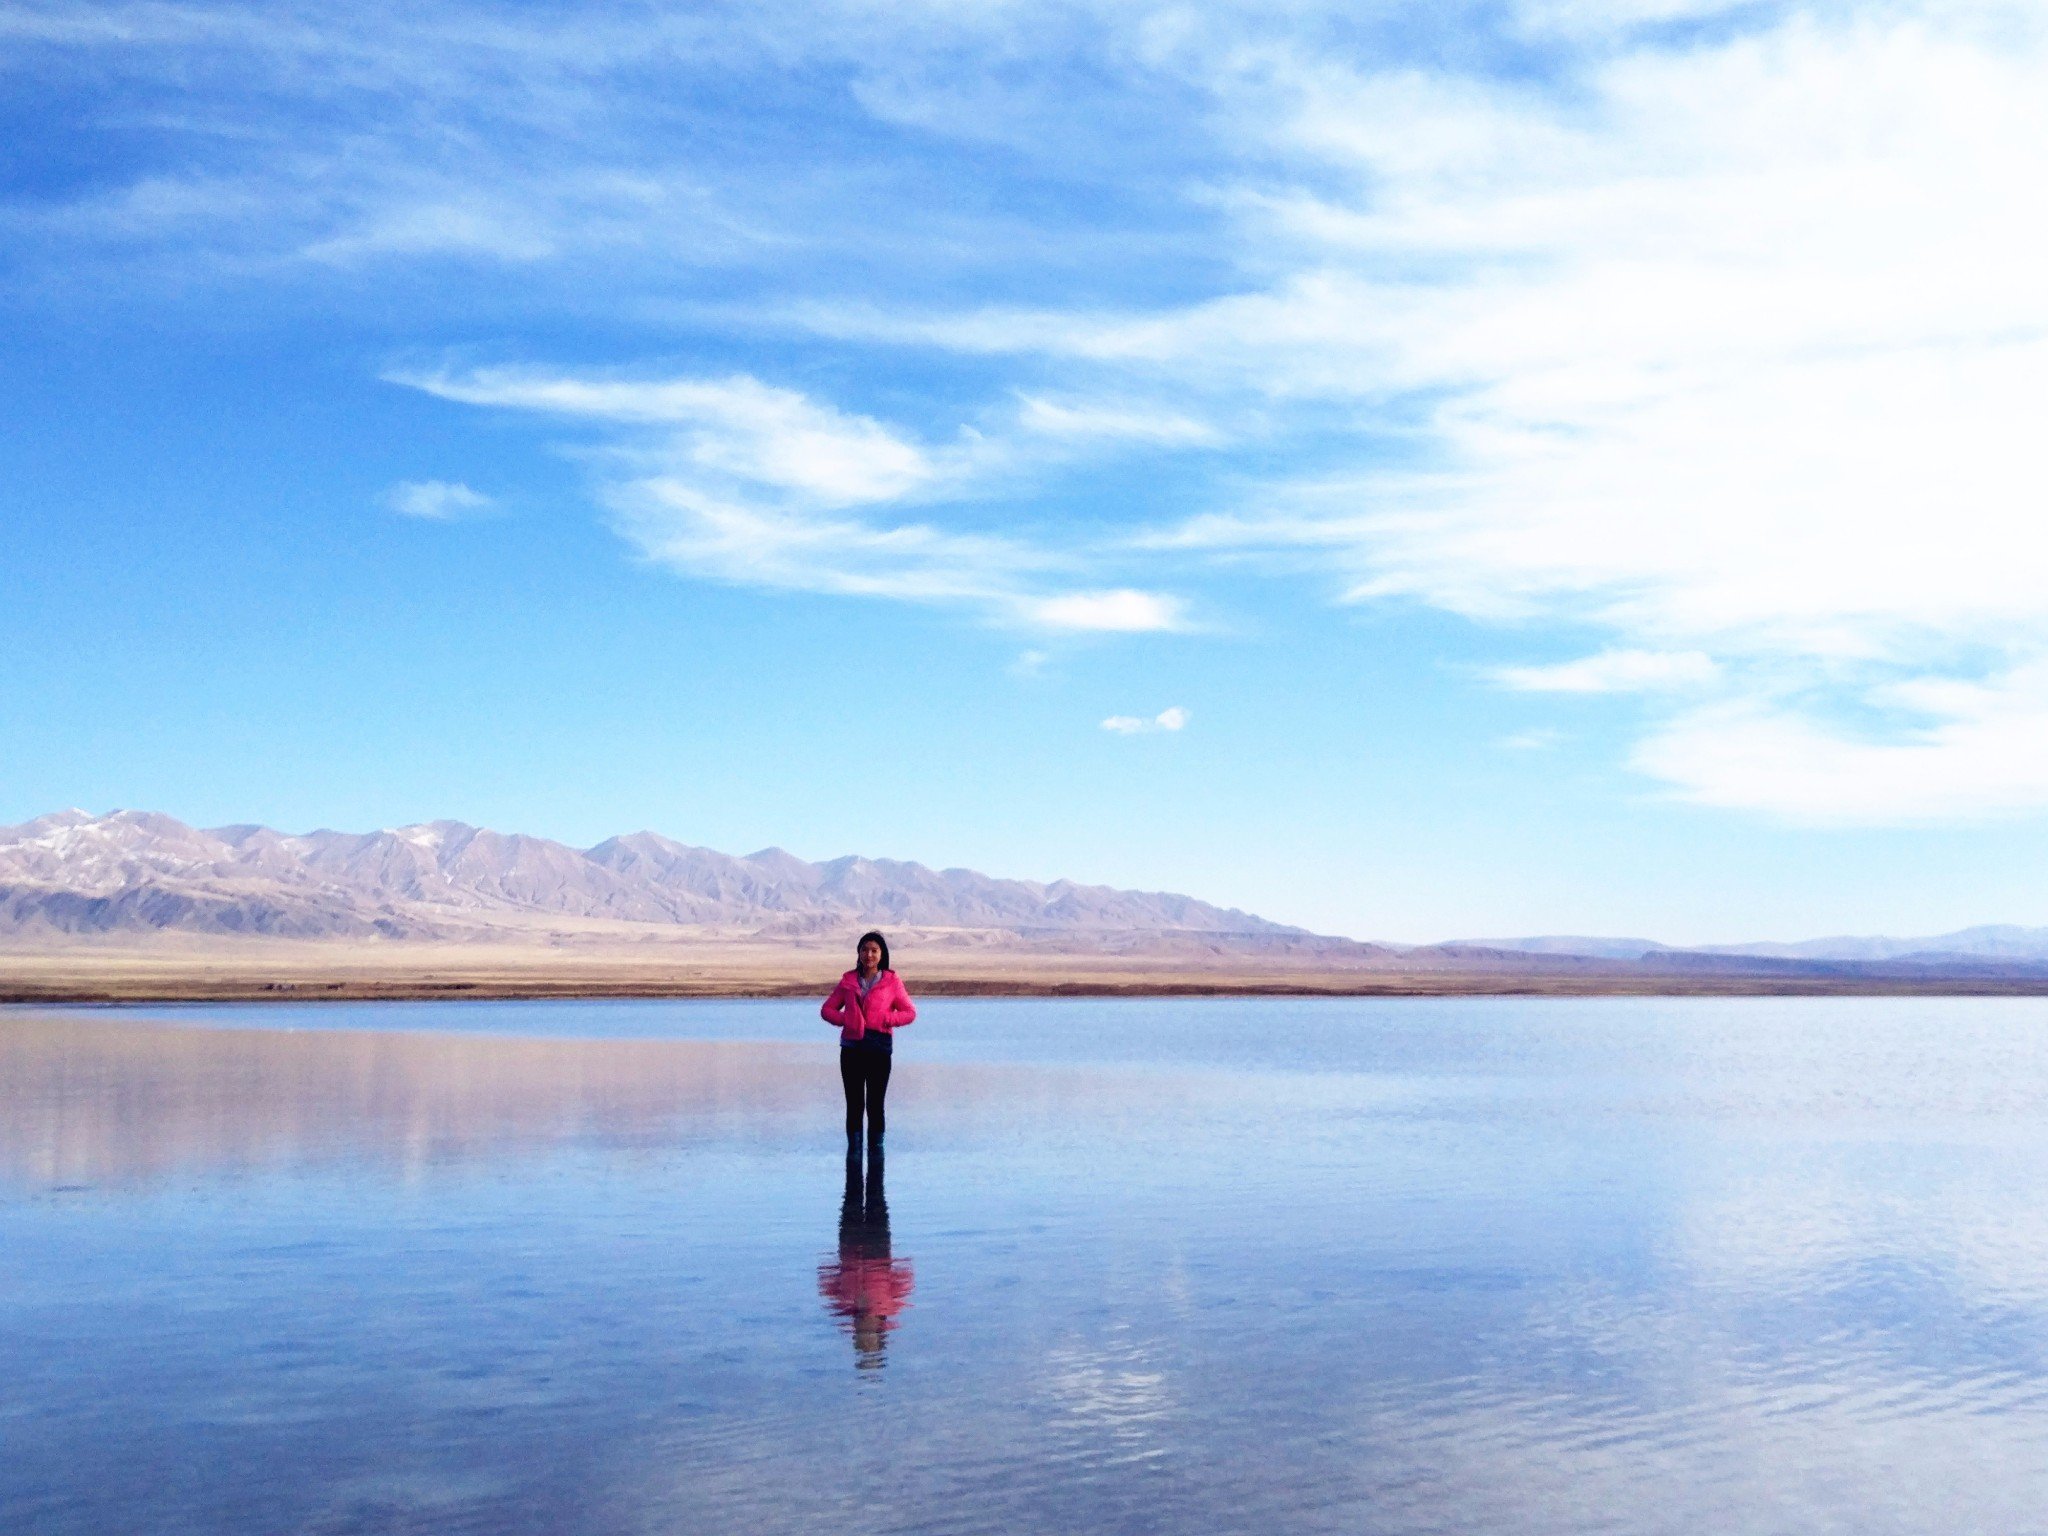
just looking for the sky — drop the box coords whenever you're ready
[5,0,2048,944]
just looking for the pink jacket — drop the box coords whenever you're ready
[821,970,916,1043]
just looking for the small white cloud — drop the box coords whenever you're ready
[1102,706,1191,735]
[1493,649,1720,694]
[383,479,494,520]
[1010,649,1051,678]
[1020,589,1188,633]
[1016,394,1221,446]
[1499,728,1563,751]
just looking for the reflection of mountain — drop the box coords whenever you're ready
[0,810,1300,944]
[818,1151,914,1369]
[0,1017,826,1187]
[0,1015,1158,1188]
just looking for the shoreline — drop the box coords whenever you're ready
[10,938,2048,1005]
[11,973,2048,1005]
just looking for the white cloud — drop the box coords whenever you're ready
[1510,0,1758,33]
[383,479,494,520]
[1636,662,2048,824]
[1101,706,1191,734]
[1016,394,1221,446]
[397,365,1188,633]
[813,2,2048,821]
[1020,589,1188,633]
[0,6,780,284]
[29,0,2048,822]
[1494,649,1719,694]
[303,201,559,265]
[399,368,936,507]
[1249,11,2048,817]
[607,476,1051,605]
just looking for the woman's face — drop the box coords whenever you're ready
[858,939,882,975]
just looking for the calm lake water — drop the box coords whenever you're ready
[6,996,2048,1534]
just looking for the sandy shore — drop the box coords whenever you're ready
[7,937,2048,1002]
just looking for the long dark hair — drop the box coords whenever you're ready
[857,930,891,975]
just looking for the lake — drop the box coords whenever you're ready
[5,996,2048,1534]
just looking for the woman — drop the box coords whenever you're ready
[821,931,916,1148]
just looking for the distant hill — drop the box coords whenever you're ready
[1472,927,2048,965]
[1461,935,1674,962]
[0,809,1307,944]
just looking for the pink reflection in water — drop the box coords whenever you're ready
[818,1149,915,1369]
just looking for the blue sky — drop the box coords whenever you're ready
[6,0,2048,943]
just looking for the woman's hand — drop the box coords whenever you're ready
[822,982,854,1027]
[884,978,916,1027]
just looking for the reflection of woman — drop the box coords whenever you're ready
[820,931,916,1150]
[817,1150,914,1369]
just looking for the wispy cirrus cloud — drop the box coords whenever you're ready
[1015,394,1222,447]
[790,1,2048,821]
[395,365,1189,631]
[1635,663,2048,825]
[1494,650,1719,695]
[21,0,2048,821]
[403,368,939,506]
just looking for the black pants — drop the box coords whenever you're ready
[840,1039,893,1141]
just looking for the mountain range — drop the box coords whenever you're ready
[0,809,1301,944]
[6,810,2046,983]
[1467,929,2048,965]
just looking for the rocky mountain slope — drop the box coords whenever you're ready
[0,809,1304,943]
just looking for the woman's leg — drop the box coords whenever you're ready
[864,1050,892,1142]
[840,1048,864,1141]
